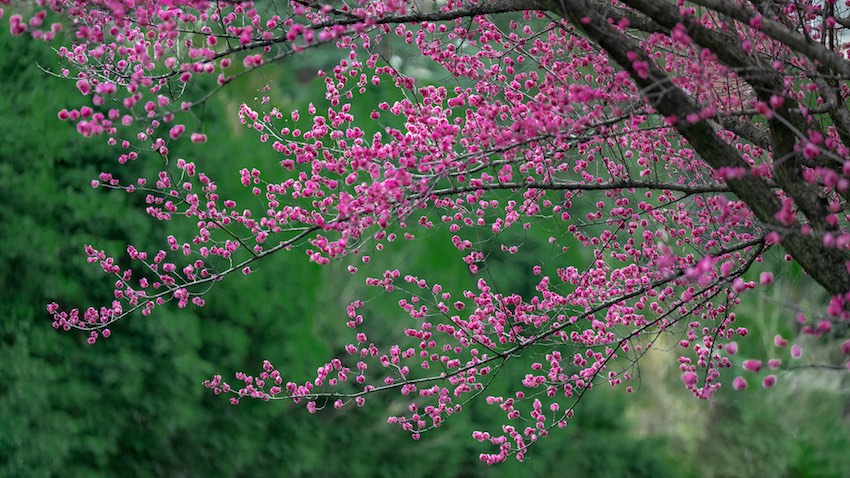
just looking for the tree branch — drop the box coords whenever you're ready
[312,0,546,28]
[429,180,732,197]
[543,0,850,295]
[689,0,850,77]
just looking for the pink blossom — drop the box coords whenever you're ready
[17,0,850,462]
[762,375,777,388]
[802,142,820,159]
[76,79,92,95]
[169,124,185,140]
[732,377,748,390]
[742,359,762,372]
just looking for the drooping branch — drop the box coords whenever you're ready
[214,235,765,403]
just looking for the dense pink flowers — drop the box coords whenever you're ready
[13,0,850,464]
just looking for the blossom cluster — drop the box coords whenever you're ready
[7,0,850,463]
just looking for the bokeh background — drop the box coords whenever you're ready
[2,22,849,478]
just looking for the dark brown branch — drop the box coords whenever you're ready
[543,0,850,294]
[768,110,836,232]
[591,0,835,231]
[714,115,770,149]
[429,180,732,197]
[689,0,850,77]
[811,73,850,148]
[313,0,545,28]
[588,0,665,33]
[623,0,780,93]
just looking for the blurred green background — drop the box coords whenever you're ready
[1,25,849,478]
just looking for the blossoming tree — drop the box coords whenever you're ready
[6,0,850,463]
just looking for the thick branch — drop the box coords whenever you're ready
[714,115,770,149]
[588,0,665,33]
[688,0,850,77]
[624,0,837,231]
[623,0,781,93]
[543,0,850,294]
[589,0,835,229]
[768,111,836,232]
[811,73,850,148]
